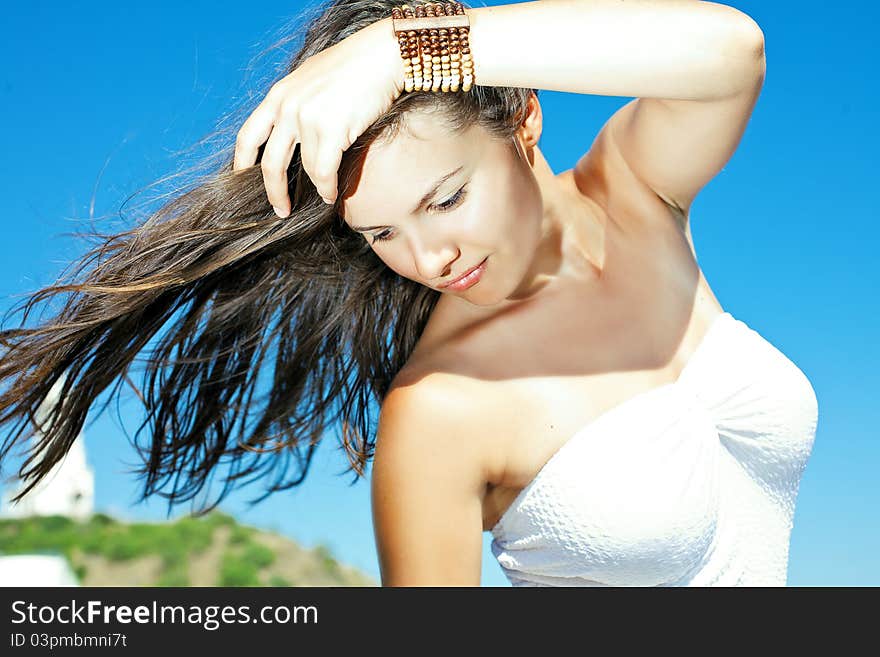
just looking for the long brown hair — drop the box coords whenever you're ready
[0,0,535,514]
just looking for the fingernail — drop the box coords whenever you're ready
[322,197,333,205]
[273,206,286,218]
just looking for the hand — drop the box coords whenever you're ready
[233,17,405,217]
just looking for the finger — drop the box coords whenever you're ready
[299,124,340,205]
[234,104,277,172]
[233,86,283,172]
[260,121,299,217]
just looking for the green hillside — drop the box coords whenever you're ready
[0,511,377,586]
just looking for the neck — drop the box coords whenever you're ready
[509,147,607,301]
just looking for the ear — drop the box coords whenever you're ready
[516,91,543,150]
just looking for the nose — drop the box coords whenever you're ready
[411,234,460,282]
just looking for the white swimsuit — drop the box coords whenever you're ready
[490,311,819,586]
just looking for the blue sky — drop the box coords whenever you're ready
[1,1,876,586]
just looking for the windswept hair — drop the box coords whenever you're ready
[0,0,536,514]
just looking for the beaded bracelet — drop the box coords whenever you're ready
[391,2,474,93]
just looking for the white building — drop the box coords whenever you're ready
[0,555,79,586]
[1,373,94,520]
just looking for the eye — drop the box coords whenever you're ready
[432,184,468,213]
[369,185,468,245]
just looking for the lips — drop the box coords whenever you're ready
[440,257,487,289]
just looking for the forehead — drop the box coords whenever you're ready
[341,114,491,225]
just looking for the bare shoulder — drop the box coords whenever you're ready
[371,371,489,585]
[377,368,494,489]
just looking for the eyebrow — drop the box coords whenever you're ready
[350,165,465,233]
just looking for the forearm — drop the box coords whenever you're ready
[376,0,765,102]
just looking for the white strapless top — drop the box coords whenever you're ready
[489,311,819,586]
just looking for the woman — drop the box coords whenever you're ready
[0,0,817,587]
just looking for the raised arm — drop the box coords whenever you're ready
[239,1,765,225]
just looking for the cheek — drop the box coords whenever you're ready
[500,163,543,247]
[375,250,411,278]
[468,161,542,245]
[373,244,427,284]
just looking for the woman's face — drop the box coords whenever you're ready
[339,110,545,307]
